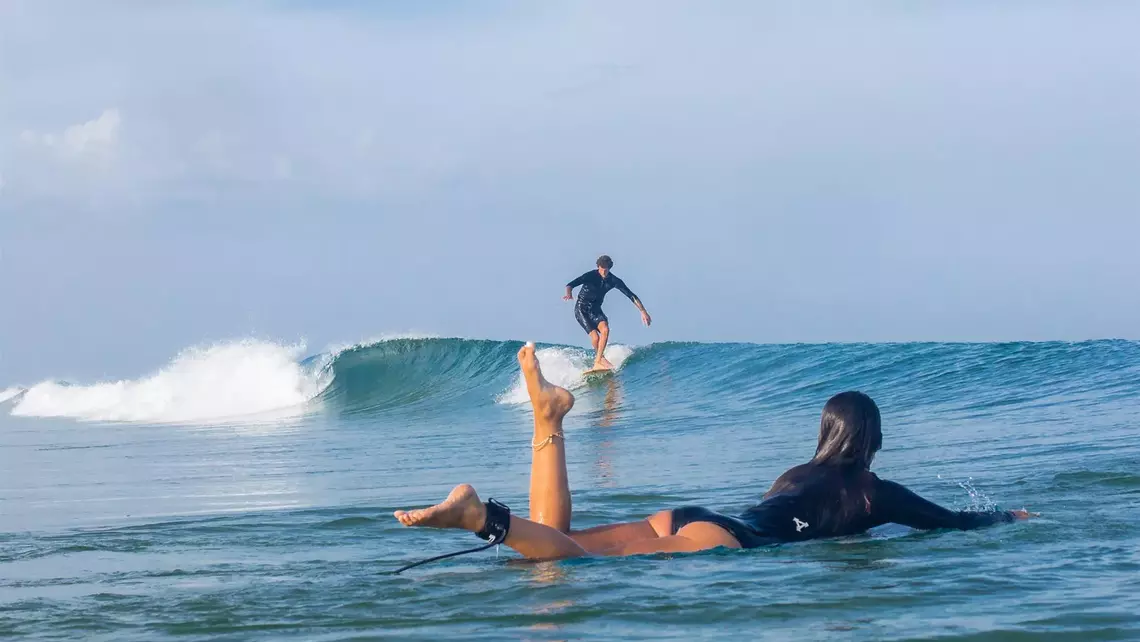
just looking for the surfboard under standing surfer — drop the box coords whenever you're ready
[563,255,651,372]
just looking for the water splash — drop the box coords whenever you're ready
[496,344,635,405]
[938,475,999,511]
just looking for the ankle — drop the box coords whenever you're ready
[474,499,512,543]
[470,502,488,533]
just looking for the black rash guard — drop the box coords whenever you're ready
[670,463,1017,548]
[567,270,638,309]
[567,270,639,334]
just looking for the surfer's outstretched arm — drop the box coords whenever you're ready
[614,278,651,326]
[872,478,1030,530]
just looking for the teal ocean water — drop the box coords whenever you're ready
[3,338,1139,640]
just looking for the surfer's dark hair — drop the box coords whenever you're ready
[811,391,882,469]
[596,255,613,269]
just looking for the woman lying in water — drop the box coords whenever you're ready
[394,343,1033,560]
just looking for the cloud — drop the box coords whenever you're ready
[4,109,126,206]
[1,1,1138,227]
[19,108,121,165]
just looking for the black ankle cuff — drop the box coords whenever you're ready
[475,499,511,544]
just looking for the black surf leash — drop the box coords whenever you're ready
[387,498,512,575]
[389,535,502,575]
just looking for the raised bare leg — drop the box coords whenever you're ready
[518,342,576,532]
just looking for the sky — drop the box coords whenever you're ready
[2,1,1139,382]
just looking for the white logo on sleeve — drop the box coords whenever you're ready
[793,517,809,532]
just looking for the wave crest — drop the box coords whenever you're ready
[10,340,330,424]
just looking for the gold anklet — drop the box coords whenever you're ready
[532,432,565,451]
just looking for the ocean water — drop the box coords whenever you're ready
[2,337,1139,640]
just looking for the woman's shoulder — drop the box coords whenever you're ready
[766,462,839,495]
[773,462,815,483]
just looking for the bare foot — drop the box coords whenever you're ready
[394,483,487,532]
[593,356,614,370]
[518,342,575,420]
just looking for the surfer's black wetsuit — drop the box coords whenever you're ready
[566,270,639,334]
[670,463,1017,547]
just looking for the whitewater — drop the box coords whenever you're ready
[2,337,635,424]
[4,335,1140,640]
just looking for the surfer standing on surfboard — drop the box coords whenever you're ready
[563,255,651,371]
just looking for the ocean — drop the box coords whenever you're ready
[2,337,1139,640]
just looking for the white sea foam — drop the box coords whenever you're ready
[10,340,331,424]
[0,387,25,404]
[496,344,634,406]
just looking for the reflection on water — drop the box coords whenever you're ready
[526,560,568,586]
[528,592,574,637]
[590,377,622,487]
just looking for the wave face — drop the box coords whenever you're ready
[8,337,1140,427]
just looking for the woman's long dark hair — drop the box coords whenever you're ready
[811,391,882,469]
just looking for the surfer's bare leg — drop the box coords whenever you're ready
[395,484,588,559]
[569,510,673,553]
[594,321,614,369]
[395,486,732,559]
[518,342,576,532]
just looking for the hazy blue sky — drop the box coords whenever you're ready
[2,1,1139,382]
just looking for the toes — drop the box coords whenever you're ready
[395,509,423,526]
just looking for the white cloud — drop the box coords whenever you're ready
[60,109,121,159]
[19,108,122,166]
[1,2,1138,223]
